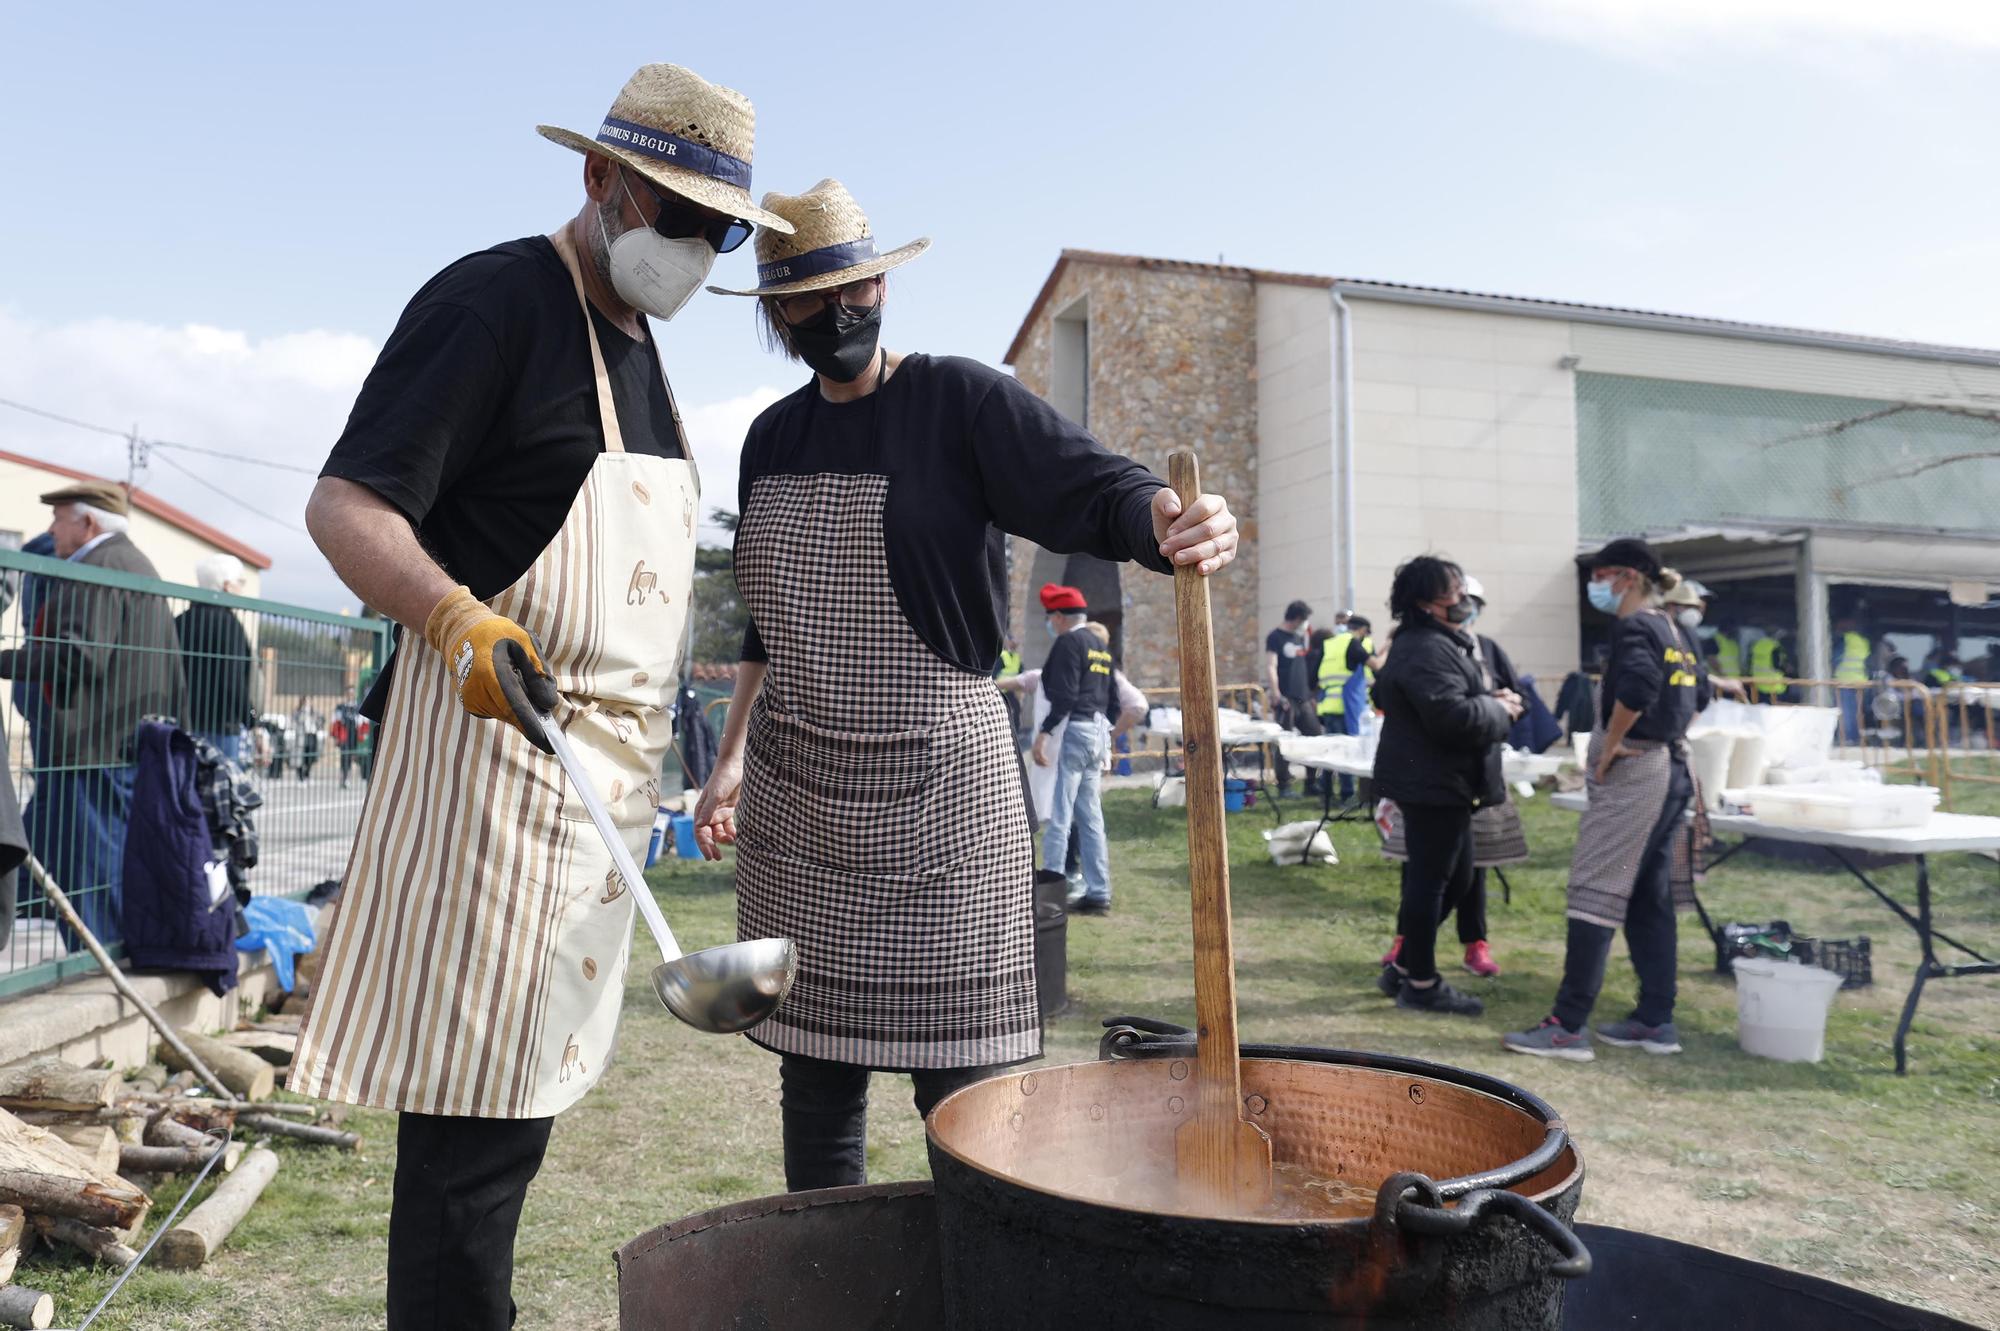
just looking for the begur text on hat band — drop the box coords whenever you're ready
[759,237,878,286]
[595,115,751,189]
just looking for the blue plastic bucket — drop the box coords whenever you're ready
[1223,778,1250,813]
[671,812,700,859]
[646,806,671,867]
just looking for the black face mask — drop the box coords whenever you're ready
[791,301,882,383]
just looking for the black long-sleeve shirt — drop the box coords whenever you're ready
[1039,627,1114,733]
[1601,610,1711,742]
[738,354,1172,672]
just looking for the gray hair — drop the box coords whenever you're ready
[77,502,129,535]
[195,552,247,591]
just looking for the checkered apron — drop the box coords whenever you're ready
[732,469,1040,1070]
[292,227,697,1118]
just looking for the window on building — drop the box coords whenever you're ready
[1051,296,1089,429]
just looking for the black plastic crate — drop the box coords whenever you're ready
[1797,936,1873,989]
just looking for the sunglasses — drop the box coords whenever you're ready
[777,277,883,325]
[630,173,753,254]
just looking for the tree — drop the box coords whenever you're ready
[689,508,749,666]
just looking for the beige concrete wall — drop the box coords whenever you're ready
[1010,262,1262,691]
[1254,283,1338,631]
[1344,298,1581,687]
[0,957,280,1072]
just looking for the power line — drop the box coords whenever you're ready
[151,449,309,534]
[0,394,131,439]
[0,393,318,473]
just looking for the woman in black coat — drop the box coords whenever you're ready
[1369,556,1524,1016]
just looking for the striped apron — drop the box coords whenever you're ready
[292,227,697,1119]
[732,468,1040,1071]
[1566,732,1698,930]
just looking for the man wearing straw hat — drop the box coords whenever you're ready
[291,64,790,1328]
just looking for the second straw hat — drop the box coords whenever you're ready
[708,179,929,297]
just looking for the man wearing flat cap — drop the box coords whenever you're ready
[0,481,186,943]
[290,62,791,1328]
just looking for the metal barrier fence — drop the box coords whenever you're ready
[0,547,391,999]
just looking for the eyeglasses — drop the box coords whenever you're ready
[628,172,753,254]
[776,277,882,325]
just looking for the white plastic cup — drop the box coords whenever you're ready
[1732,957,1844,1063]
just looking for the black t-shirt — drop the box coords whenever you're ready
[1041,626,1114,731]
[1265,626,1309,700]
[1602,610,1711,742]
[322,235,685,600]
[737,354,1171,673]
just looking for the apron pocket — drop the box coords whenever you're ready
[743,703,938,877]
[556,703,670,828]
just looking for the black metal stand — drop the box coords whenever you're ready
[1815,847,1998,1075]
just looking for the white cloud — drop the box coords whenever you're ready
[0,306,788,608]
[1458,0,2000,61]
[681,386,788,546]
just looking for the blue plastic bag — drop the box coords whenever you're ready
[235,896,317,992]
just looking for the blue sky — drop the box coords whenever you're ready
[2,0,1996,606]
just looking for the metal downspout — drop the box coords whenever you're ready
[1330,287,1357,614]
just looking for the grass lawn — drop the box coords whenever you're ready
[17,785,2000,1328]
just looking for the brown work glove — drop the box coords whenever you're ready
[424,586,560,754]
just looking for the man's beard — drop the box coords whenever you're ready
[590,194,623,287]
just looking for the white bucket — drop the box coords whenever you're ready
[1732,958,1844,1063]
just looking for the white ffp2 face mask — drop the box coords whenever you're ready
[599,176,714,322]
[1676,607,1704,630]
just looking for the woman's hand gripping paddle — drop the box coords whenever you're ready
[1167,450,1273,1212]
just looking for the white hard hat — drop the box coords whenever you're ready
[1462,574,1486,603]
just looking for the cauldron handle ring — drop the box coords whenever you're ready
[1376,1171,1593,1280]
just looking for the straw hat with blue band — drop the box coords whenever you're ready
[706,178,930,297]
[537,63,795,234]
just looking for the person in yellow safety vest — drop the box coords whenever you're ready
[1748,633,1789,704]
[1710,624,1742,683]
[1317,619,1379,731]
[1832,614,1870,743]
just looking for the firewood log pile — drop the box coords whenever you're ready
[0,1018,358,1322]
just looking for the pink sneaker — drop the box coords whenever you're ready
[1380,936,1403,967]
[1463,941,1501,978]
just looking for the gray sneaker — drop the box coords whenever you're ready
[1595,1017,1682,1055]
[1502,1018,1595,1062]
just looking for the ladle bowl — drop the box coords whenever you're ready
[654,937,798,1034]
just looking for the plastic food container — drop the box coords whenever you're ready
[1744,783,1939,831]
[1732,957,1845,1062]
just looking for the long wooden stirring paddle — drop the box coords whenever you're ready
[1167,449,1274,1212]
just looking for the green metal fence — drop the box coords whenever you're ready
[0,546,391,999]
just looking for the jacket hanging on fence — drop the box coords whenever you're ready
[1551,671,1598,739]
[192,735,260,907]
[121,721,238,995]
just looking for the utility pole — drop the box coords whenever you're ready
[125,424,150,494]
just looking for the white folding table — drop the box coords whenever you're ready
[1553,791,2000,1074]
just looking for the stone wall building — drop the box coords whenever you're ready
[1005,250,2000,695]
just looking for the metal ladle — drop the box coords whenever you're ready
[535,710,797,1034]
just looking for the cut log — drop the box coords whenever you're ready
[0,1109,149,1231]
[0,1246,17,1285]
[151,1145,278,1270]
[219,1031,297,1066]
[34,1213,139,1267]
[0,1285,52,1329]
[159,1034,271,1102]
[238,1114,358,1151]
[40,1126,119,1178]
[122,1096,317,1119]
[120,1144,225,1174]
[0,1059,120,1114]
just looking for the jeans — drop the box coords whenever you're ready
[388,1112,554,1329]
[779,1053,1004,1191]
[1552,759,1693,1030]
[24,765,136,946]
[1042,716,1110,906]
[1838,689,1863,745]
[1271,699,1322,791]
[1394,802,1476,983]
